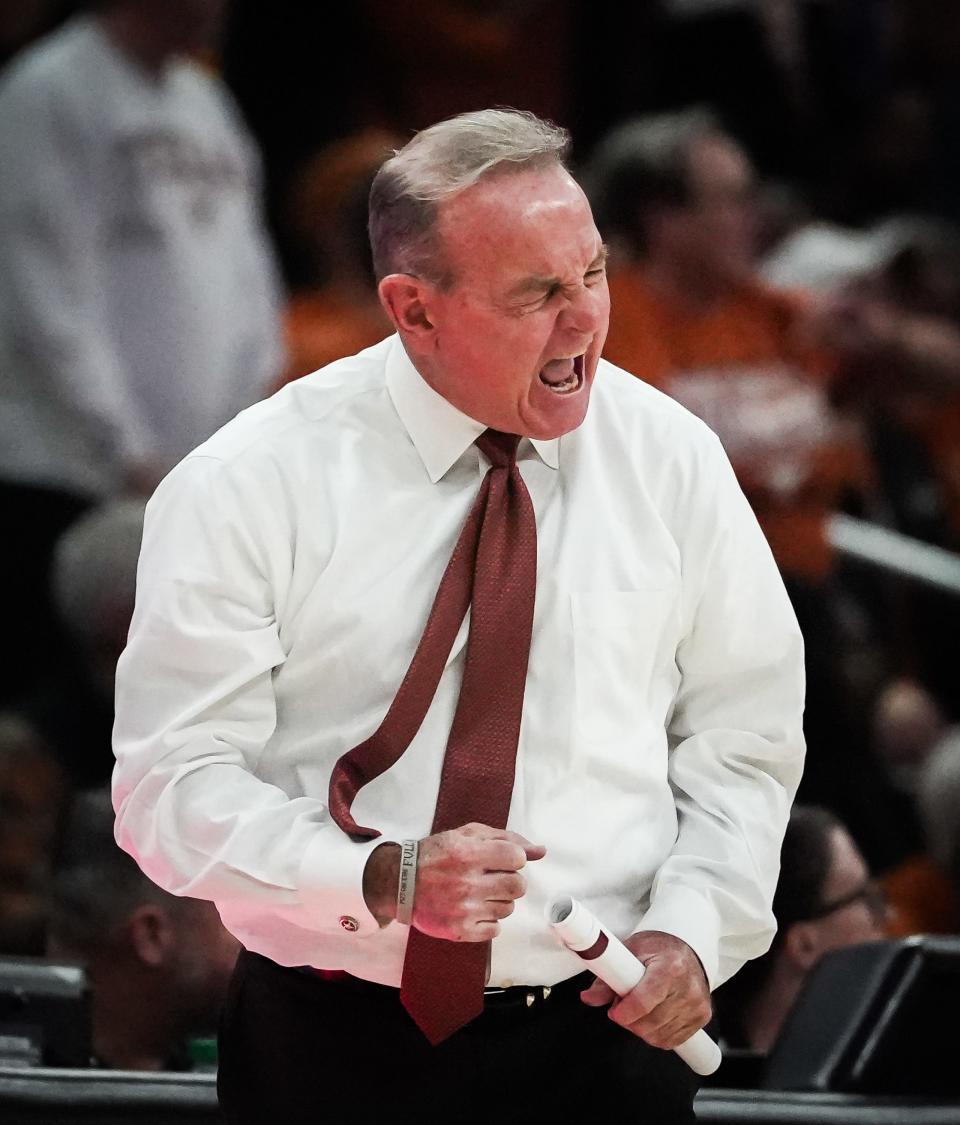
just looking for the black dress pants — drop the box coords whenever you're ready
[218,950,699,1124]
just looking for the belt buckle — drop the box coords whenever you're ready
[524,985,552,1008]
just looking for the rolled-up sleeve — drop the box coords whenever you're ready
[112,453,381,937]
[640,429,806,988]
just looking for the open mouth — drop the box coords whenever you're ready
[538,354,584,395]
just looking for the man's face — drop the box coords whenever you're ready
[416,164,610,440]
[811,827,888,955]
[671,134,757,284]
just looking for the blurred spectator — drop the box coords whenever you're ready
[21,498,145,788]
[796,224,960,716]
[587,107,868,586]
[762,216,906,296]
[713,804,888,1060]
[52,497,144,701]
[808,225,960,547]
[883,730,960,938]
[47,789,240,1071]
[870,679,960,937]
[871,676,950,797]
[918,731,960,900]
[277,129,395,387]
[0,713,68,955]
[0,0,69,69]
[0,0,284,705]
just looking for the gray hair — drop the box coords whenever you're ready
[51,498,146,643]
[368,108,570,286]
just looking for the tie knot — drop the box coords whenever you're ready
[476,429,520,469]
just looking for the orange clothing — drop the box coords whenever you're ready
[883,854,960,937]
[604,268,870,581]
[276,288,391,391]
[604,269,829,388]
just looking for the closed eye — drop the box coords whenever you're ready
[512,258,606,314]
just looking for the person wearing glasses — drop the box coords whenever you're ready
[712,804,889,1060]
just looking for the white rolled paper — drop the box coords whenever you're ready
[547,895,722,1076]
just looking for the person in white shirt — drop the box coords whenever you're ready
[112,109,805,1123]
[0,0,283,704]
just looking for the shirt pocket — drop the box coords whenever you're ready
[569,589,681,762]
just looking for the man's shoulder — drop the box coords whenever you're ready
[0,18,118,138]
[188,338,394,469]
[591,356,719,447]
[0,18,100,96]
[167,55,247,131]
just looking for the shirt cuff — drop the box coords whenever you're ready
[297,828,386,937]
[638,884,721,989]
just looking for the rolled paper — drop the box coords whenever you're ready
[547,895,722,1076]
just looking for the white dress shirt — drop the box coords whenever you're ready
[0,17,282,498]
[112,333,805,991]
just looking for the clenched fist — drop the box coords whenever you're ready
[363,822,545,939]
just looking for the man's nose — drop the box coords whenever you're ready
[560,283,609,336]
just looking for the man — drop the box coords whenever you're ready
[48,790,240,1071]
[113,109,805,1122]
[0,0,283,704]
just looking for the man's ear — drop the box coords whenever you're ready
[378,274,437,339]
[783,921,821,973]
[127,902,176,968]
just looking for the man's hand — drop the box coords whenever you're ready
[362,822,545,938]
[415,822,545,940]
[580,931,711,1049]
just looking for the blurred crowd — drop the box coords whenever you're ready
[1,0,960,1079]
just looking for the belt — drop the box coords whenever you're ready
[296,966,593,1013]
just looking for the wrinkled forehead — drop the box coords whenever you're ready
[436,165,602,286]
[440,161,590,223]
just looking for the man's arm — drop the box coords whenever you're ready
[652,428,805,983]
[585,424,805,1048]
[113,453,543,940]
[112,453,385,934]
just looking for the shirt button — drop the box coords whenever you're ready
[339,915,359,932]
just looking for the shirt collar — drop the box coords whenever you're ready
[385,335,559,482]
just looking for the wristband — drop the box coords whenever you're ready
[396,839,418,926]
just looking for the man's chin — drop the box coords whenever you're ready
[520,387,592,440]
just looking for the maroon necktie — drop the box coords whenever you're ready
[326,429,537,1043]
